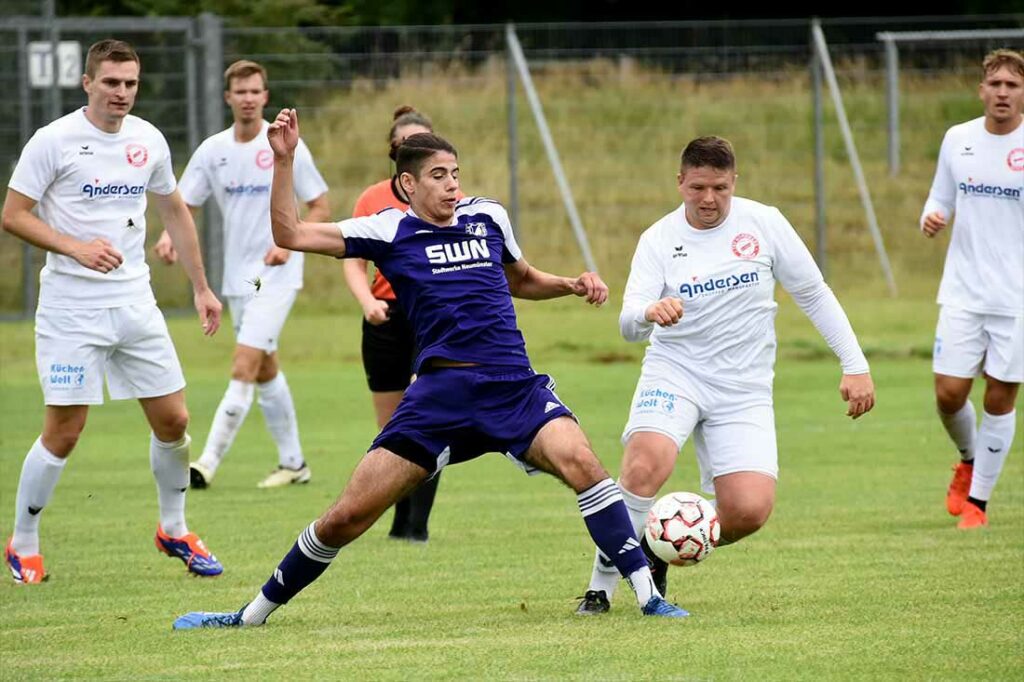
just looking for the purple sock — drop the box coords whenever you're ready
[260,522,339,605]
[577,479,648,577]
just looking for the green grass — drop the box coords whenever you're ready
[1,299,1022,679]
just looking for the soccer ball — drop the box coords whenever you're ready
[644,492,720,566]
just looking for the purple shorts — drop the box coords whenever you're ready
[370,365,575,473]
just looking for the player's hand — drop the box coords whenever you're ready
[264,245,291,266]
[194,288,222,337]
[268,108,299,158]
[70,238,123,273]
[363,299,391,326]
[570,272,609,306]
[645,297,684,327]
[921,211,947,238]
[840,373,875,419]
[152,230,177,264]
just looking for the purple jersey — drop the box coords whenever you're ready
[339,198,529,373]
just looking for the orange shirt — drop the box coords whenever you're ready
[352,178,409,300]
[351,177,464,300]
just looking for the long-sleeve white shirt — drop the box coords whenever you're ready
[620,198,868,395]
[920,116,1023,317]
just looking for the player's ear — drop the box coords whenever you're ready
[399,171,416,196]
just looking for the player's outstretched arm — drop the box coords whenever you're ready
[2,188,124,272]
[268,108,345,258]
[153,190,221,336]
[503,258,608,304]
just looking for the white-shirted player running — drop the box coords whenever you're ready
[2,39,224,583]
[576,136,876,614]
[154,60,330,489]
[920,49,1023,530]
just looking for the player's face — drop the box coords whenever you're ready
[403,151,460,225]
[225,73,269,124]
[83,59,139,125]
[678,165,736,229]
[979,66,1024,125]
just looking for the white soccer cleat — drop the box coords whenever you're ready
[257,465,312,489]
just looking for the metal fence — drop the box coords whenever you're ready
[1,13,1021,316]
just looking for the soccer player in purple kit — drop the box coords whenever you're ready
[172,107,687,628]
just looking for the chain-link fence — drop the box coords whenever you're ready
[1,13,1021,316]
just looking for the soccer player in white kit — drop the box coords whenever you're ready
[920,49,1023,530]
[1,39,224,583]
[576,136,876,613]
[153,60,330,489]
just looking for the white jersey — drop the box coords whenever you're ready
[8,108,176,308]
[621,197,868,395]
[178,120,328,296]
[921,116,1024,317]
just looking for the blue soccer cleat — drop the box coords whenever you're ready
[173,608,245,630]
[642,595,690,618]
[155,526,223,577]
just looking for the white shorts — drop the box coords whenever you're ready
[933,306,1023,383]
[35,303,186,406]
[226,288,298,353]
[622,369,777,495]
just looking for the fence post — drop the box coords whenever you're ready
[883,35,900,176]
[17,22,37,318]
[506,23,519,235]
[198,12,224,295]
[811,30,826,278]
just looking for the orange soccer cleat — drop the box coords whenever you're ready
[5,538,48,584]
[957,501,988,530]
[946,461,973,516]
[155,526,223,577]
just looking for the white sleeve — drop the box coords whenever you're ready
[769,208,825,294]
[7,127,59,202]
[293,139,329,203]
[177,143,211,206]
[920,129,956,228]
[487,201,522,262]
[147,131,177,196]
[338,210,399,261]
[788,281,870,375]
[619,230,666,342]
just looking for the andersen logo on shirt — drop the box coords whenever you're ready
[224,183,270,196]
[679,271,760,299]
[81,181,146,199]
[958,180,1021,200]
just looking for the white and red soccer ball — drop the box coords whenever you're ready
[644,492,720,566]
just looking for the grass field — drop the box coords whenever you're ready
[1,297,1022,680]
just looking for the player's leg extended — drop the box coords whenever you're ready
[193,344,261,486]
[6,406,87,584]
[712,472,776,545]
[960,375,1020,528]
[583,432,680,606]
[174,447,427,629]
[141,390,222,577]
[255,352,310,488]
[371,390,414,538]
[524,417,686,617]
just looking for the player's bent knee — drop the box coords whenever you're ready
[41,431,81,458]
[154,410,190,442]
[316,507,375,548]
[718,500,773,542]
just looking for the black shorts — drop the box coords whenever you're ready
[361,299,417,392]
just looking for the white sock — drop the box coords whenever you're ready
[258,373,304,470]
[969,410,1017,502]
[626,566,657,606]
[586,482,656,598]
[241,592,278,626]
[938,402,977,461]
[11,437,67,556]
[151,433,190,538]
[198,380,255,471]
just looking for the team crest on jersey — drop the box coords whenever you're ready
[1008,148,1024,172]
[731,233,760,259]
[256,149,274,170]
[125,144,148,168]
[464,222,488,237]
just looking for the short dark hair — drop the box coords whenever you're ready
[680,136,736,172]
[389,105,434,160]
[983,49,1024,79]
[85,39,139,78]
[396,133,457,179]
[224,59,268,91]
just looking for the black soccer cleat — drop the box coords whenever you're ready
[641,535,668,598]
[575,590,610,615]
